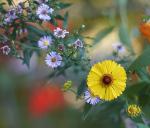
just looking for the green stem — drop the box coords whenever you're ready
[69,88,77,94]
[16,42,40,50]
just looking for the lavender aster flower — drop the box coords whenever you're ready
[112,42,126,54]
[84,90,101,105]
[0,45,11,55]
[16,5,23,14]
[36,4,54,21]
[45,51,62,68]
[4,9,17,24]
[54,27,69,38]
[38,36,53,49]
[74,39,83,48]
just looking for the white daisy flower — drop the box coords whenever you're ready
[74,39,83,48]
[0,45,11,55]
[45,51,62,68]
[38,36,53,49]
[112,42,126,54]
[54,27,69,38]
[36,4,54,21]
[84,90,101,105]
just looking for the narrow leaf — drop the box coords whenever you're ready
[63,12,69,29]
[93,26,114,45]
[119,24,131,48]
[57,2,71,9]
[6,0,13,5]
[137,123,150,128]
[77,79,86,98]
[26,25,45,36]
[128,46,150,71]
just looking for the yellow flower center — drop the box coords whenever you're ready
[102,74,113,86]
[51,57,56,62]
[44,41,49,46]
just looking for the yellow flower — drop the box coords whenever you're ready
[87,60,127,101]
[127,104,141,117]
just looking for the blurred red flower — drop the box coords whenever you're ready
[29,86,65,117]
[44,20,63,32]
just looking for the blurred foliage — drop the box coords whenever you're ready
[0,0,150,128]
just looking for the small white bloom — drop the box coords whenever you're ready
[112,42,126,54]
[36,4,54,21]
[0,45,11,55]
[81,24,86,28]
[38,36,53,49]
[36,0,48,4]
[84,90,101,105]
[19,28,28,35]
[45,51,62,68]
[74,39,83,48]
[54,27,69,38]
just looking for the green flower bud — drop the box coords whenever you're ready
[63,80,72,91]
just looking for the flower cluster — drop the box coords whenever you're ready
[0,0,87,70]
[36,27,84,68]
[0,0,148,124]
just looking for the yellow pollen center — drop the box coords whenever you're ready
[51,57,56,62]
[129,108,135,113]
[44,41,49,46]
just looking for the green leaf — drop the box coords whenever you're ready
[82,103,92,120]
[56,2,71,9]
[127,46,150,71]
[6,0,13,5]
[77,79,86,98]
[47,63,71,79]
[26,25,45,36]
[119,24,131,48]
[137,123,150,128]
[93,26,114,45]
[136,68,150,82]
[22,49,33,67]
[51,16,58,26]
[55,15,64,20]
[63,12,69,29]
[125,81,149,96]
